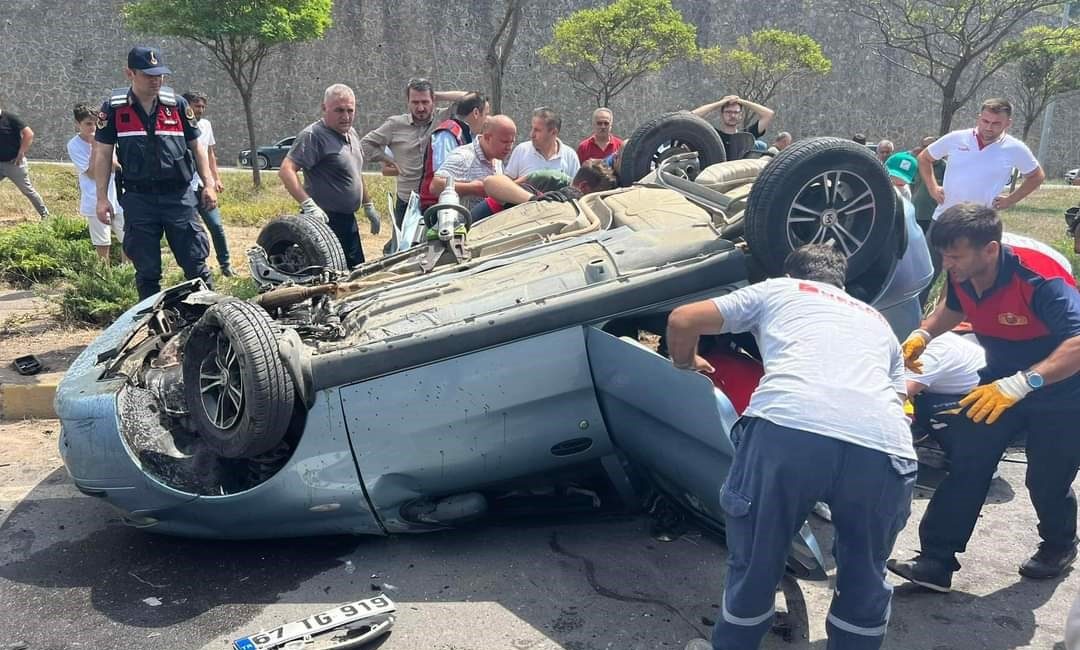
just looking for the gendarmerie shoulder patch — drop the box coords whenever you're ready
[185,105,197,126]
[97,110,108,129]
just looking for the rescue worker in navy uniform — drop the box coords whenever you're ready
[889,202,1080,592]
[671,243,917,650]
[93,46,215,300]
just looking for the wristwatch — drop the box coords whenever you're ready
[1024,370,1045,390]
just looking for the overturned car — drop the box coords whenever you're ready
[57,115,933,580]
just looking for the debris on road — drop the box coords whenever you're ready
[142,597,162,607]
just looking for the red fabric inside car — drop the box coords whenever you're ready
[701,347,763,415]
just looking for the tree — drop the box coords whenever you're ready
[486,1,526,114]
[849,0,1065,135]
[538,0,698,107]
[124,0,333,187]
[995,25,1080,140]
[700,29,832,105]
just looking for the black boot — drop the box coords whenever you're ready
[1019,543,1077,579]
[886,556,953,592]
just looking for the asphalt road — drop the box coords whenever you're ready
[0,419,1076,650]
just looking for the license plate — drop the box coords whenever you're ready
[234,595,396,650]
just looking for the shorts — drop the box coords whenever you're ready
[81,211,125,247]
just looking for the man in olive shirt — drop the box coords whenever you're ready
[360,78,467,228]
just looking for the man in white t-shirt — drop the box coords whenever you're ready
[671,244,915,650]
[183,92,233,276]
[504,107,579,180]
[66,103,123,262]
[905,332,986,398]
[920,98,1045,221]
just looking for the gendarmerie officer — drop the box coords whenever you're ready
[93,46,214,299]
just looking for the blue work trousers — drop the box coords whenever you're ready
[918,404,1080,569]
[712,417,916,650]
[195,187,230,269]
[120,190,211,299]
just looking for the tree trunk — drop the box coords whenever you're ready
[490,66,504,114]
[1021,115,1036,141]
[487,1,524,114]
[938,95,960,135]
[240,90,261,188]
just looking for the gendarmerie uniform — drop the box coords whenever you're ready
[95,83,211,299]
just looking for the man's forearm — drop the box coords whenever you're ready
[1005,169,1045,206]
[360,130,391,164]
[451,179,486,196]
[434,91,467,102]
[16,128,33,160]
[190,141,213,186]
[278,160,309,203]
[666,301,726,366]
[1031,336,1080,385]
[208,146,220,182]
[690,101,723,118]
[917,149,939,189]
[92,142,114,198]
[741,99,774,129]
[920,303,965,339]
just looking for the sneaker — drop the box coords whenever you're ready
[1019,543,1077,579]
[886,556,953,592]
[220,265,235,278]
[684,639,712,650]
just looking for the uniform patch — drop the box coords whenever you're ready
[998,312,1029,326]
[185,105,197,127]
[97,110,108,129]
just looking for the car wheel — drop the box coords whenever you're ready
[182,299,295,459]
[256,215,348,273]
[744,137,897,278]
[256,154,270,170]
[619,111,726,187]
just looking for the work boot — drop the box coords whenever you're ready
[684,639,712,650]
[220,265,235,278]
[1019,543,1077,579]
[886,556,953,592]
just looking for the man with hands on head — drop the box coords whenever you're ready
[890,202,1080,594]
[671,243,916,650]
[692,95,774,157]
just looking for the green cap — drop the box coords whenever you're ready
[885,151,917,185]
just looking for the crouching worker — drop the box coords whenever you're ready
[670,243,916,650]
[472,159,618,221]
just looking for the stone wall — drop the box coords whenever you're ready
[2,0,1077,176]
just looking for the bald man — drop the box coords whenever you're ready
[430,115,517,207]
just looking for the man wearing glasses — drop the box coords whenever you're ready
[576,108,623,164]
[692,95,775,159]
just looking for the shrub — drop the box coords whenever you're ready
[60,262,140,325]
[0,216,101,285]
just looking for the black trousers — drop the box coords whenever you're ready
[325,210,365,268]
[393,196,408,230]
[918,404,1080,569]
[120,191,211,299]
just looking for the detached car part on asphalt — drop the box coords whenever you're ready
[57,115,933,582]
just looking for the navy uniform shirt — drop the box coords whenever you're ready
[945,243,1080,408]
[95,90,200,185]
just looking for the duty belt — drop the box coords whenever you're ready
[123,180,190,194]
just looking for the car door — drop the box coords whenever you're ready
[585,326,827,579]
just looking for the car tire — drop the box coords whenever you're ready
[256,215,349,273]
[619,111,726,187]
[256,154,270,170]
[182,299,295,459]
[744,136,897,278]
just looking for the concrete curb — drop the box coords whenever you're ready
[0,372,62,420]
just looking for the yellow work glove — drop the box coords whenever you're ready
[958,371,1032,424]
[901,328,931,373]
